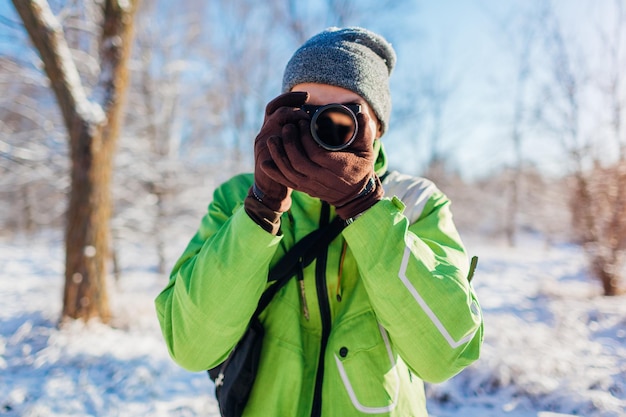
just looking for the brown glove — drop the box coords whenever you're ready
[263,111,383,220]
[245,91,309,233]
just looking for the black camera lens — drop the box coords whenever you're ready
[301,104,361,151]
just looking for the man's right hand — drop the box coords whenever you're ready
[245,91,309,232]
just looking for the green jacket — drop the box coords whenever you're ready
[155,146,483,416]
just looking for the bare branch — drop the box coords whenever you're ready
[11,0,104,130]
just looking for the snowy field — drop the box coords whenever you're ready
[1,231,625,417]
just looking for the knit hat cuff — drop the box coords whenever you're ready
[282,27,395,135]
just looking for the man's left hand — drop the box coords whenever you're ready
[263,112,383,220]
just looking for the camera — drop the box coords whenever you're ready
[301,103,361,151]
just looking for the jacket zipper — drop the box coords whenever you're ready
[311,202,331,417]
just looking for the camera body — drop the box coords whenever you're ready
[301,103,361,151]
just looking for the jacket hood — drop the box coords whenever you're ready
[374,140,388,177]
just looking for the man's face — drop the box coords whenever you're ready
[291,83,382,140]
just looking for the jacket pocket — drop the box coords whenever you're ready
[331,312,400,414]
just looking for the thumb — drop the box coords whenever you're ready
[349,112,376,154]
[265,91,310,115]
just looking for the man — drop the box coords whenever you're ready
[156,27,483,417]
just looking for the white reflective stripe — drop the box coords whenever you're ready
[399,236,478,349]
[335,324,399,414]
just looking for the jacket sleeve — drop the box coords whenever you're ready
[154,176,282,372]
[342,193,483,383]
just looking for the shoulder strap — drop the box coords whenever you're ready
[207,216,345,381]
[252,216,345,318]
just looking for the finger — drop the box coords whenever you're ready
[266,134,340,200]
[279,123,322,172]
[260,135,299,189]
[272,126,350,201]
[264,106,310,129]
[348,112,375,155]
[266,135,307,185]
[254,137,274,167]
[298,119,354,169]
[265,147,343,202]
[299,119,338,165]
[261,159,299,190]
[265,91,309,115]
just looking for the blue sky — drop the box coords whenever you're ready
[1,0,621,179]
[0,0,23,51]
[377,0,620,178]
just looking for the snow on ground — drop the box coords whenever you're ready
[0,231,625,416]
[427,234,626,417]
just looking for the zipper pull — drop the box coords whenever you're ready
[297,259,310,321]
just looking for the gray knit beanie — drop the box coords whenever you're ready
[282,27,396,135]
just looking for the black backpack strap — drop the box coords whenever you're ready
[253,216,345,317]
[207,215,345,385]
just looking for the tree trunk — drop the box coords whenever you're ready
[63,118,112,320]
[12,0,138,323]
[591,256,619,297]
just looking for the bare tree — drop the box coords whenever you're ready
[419,65,461,182]
[536,1,626,295]
[3,0,418,289]
[194,0,390,173]
[503,17,537,247]
[584,0,626,295]
[12,0,139,321]
[390,39,467,189]
[111,0,201,276]
[0,55,67,235]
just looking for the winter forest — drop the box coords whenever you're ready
[1,0,625,416]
